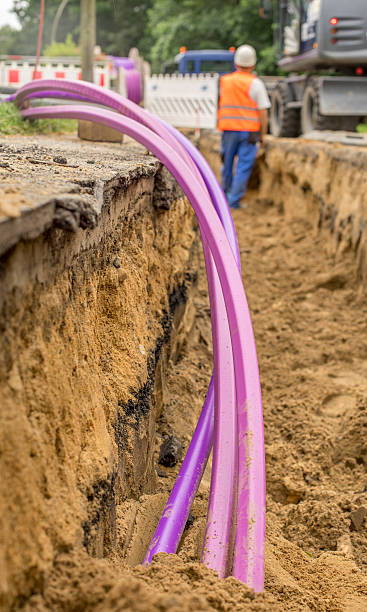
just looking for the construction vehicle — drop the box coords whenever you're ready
[162,48,235,76]
[259,0,367,135]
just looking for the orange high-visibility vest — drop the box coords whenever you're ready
[217,71,260,132]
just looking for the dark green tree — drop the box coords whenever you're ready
[0,25,17,55]
[96,1,153,57]
[8,0,276,72]
[147,0,276,73]
[10,0,79,54]
[9,0,152,58]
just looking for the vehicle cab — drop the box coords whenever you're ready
[163,48,235,75]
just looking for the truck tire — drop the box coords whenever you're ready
[270,82,300,138]
[301,79,360,133]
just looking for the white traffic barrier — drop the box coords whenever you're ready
[0,56,111,89]
[144,73,219,129]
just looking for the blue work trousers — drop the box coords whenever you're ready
[221,131,257,209]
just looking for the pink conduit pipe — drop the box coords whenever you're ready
[12,82,239,268]
[16,85,236,574]
[16,86,238,576]
[13,80,202,186]
[12,85,237,572]
[148,113,263,580]
[19,93,264,592]
[15,80,264,584]
[158,123,239,573]
[145,232,236,577]
[202,238,237,574]
[150,115,238,575]
[12,80,240,264]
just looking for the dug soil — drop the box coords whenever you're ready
[15,189,367,611]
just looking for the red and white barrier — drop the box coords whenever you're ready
[0,56,111,89]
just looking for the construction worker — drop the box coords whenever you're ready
[217,44,271,209]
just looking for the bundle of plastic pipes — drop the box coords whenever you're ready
[110,57,142,104]
[9,79,265,591]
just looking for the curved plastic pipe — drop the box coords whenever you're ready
[22,104,265,590]
[12,82,239,261]
[18,85,265,588]
[201,239,237,575]
[158,120,241,267]
[13,80,199,175]
[15,83,238,575]
[156,120,241,572]
[111,57,135,70]
[14,82,262,584]
[12,87,236,566]
[168,125,265,582]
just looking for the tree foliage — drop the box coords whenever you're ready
[146,0,274,73]
[7,0,276,73]
[9,0,153,58]
[95,1,153,57]
[11,0,80,54]
[43,33,79,57]
[0,25,17,55]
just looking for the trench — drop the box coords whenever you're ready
[1,134,367,610]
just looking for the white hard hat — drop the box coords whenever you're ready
[234,45,257,67]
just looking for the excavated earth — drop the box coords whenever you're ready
[1,133,367,611]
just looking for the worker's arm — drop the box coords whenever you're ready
[259,109,268,143]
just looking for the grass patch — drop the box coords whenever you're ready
[357,122,367,134]
[0,102,77,136]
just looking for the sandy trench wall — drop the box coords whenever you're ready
[0,148,200,609]
[255,139,367,282]
[199,132,367,284]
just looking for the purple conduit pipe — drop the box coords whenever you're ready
[109,58,142,103]
[110,57,135,70]
[153,120,242,573]
[12,80,201,183]
[13,82,239,575]
[12,82,264,584]
[6,66,142,105]
[146,240,236,577]
[16,84,265,589]
[159,121,241,267]
[150,122,237,574]
[169,125,265,582]
[11,81,239,261]
[124,69,142,105]
[202,240,237,575]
